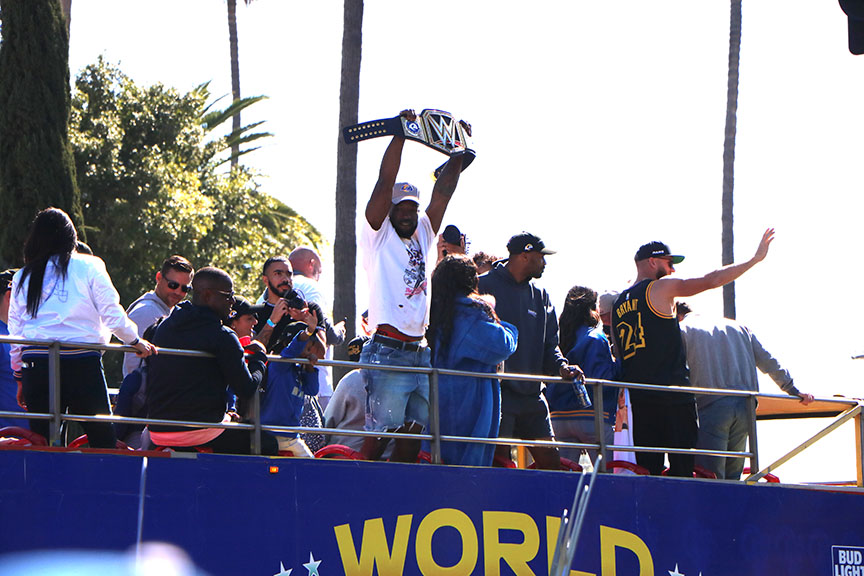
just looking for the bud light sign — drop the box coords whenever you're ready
[833,546,864,575]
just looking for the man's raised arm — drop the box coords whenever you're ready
[365,110,414,230]
[653,228,775,306]
[426,120,471,233]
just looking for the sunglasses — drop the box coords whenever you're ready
[167,280,193,293]
[213,289,235,301]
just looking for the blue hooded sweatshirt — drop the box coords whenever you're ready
[261,331,320,438]
[430,297,518,466]
[546,325,619,425]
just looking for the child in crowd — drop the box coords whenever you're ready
[259,307,323,457]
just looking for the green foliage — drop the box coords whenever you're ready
[0,0,83,266]
[69,58,322,306]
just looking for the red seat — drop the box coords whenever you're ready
[314,444,363,460]
[607,459,650,475]
[416,450,435,464]
[693,465,718,479]
[492,453,517,468]
[527,456,583,472]
[67,434,133,451]
[742,467,780,483]
[0,426,48,447]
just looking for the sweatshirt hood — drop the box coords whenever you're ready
[161,300,223,332]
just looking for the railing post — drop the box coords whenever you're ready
[251,386,262,456]
[855,407,863,488]
[429,368,441,464]
[747,393,759,473]
[48,341,62,446]
[593,380,606,472]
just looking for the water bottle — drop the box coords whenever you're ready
[570,380,592,409]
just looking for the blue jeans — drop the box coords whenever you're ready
[696,396,751,480]
[361,340,431,432]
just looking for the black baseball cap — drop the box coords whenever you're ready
[840,0,864,55]
[0,269,17,294]
[635,241,684,264]
[231,295,257,319]
[506,232,556,255]
[347,335,369,362]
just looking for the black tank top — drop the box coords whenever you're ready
[613,279,692,404]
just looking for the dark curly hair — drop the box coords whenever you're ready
[428,255,497,356]
[558,285,600,356]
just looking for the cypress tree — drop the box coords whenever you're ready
[0,0,82,266]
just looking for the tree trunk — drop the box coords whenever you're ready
[721,0,742,320]
[227,0,241,169]
[59,0,71,37]
[0,0,82,265]
[333,0,363,381]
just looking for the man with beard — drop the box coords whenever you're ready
[251,256,328,354]
[478,233,584,470]
[612,229,775,477]
[359,109,468,462]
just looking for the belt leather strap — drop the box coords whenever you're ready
[342,109,476,178]
[372,334,424,352]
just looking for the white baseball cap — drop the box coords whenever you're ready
[392,182,420,205]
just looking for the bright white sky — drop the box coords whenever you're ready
[68,1,864,483]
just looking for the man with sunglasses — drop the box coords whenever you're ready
[123,255,194,376]
[612,229,775,477]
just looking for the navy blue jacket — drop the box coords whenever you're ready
[147,301,266,432]
[547,325,620,424]
[261,331,319,438]
[478,263,567,396]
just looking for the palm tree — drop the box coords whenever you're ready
[59,0,71,36]
[721,0,742,319]
[227,0,254,169]
[333,0,363,378]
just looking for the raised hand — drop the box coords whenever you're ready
[753,228,775,263]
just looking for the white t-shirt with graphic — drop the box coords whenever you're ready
[361,212,434,338]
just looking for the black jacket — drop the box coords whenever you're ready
[477,263,567,396]
[251,300,333,354]
[147,301,266,431]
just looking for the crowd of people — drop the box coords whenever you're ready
[0,109,816,479]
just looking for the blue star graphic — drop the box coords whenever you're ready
[668,564,685,576]
[274,561,292,576]
[303,552,321,576]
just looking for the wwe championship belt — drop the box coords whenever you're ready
[343,109,476,178]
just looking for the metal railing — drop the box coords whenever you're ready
[0,334,861,486]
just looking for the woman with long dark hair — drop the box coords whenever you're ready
[8,208,155,447]
[427,254,517,466]
[546,285,619,465]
